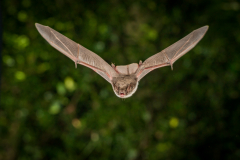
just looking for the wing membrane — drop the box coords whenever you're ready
[35,23,118,83]
[136,26,208,80]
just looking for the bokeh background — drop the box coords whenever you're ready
[1,0,240,159]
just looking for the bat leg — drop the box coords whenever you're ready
[139,60,142,66]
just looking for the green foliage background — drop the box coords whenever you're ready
[1,0,240,159]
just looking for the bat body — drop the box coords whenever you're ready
[35,23,208,98]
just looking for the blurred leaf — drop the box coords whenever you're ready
[15,71,26,81]
[49,101,61,114]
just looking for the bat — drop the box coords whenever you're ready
[35,23,208,98]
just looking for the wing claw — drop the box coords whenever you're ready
[75,61,77,68]
[170,62,173,70]
[111,63,115,68]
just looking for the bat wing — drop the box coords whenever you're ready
[35,23,118,83]
[136,26,209,81]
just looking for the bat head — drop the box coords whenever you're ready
[112,75,138,98]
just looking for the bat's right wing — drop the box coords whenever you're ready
[35,23,118,83]
[135,26,208,81]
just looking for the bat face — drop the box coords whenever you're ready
[112,75,138,98]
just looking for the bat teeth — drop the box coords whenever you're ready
[119,92,125,97]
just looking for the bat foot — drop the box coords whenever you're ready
[139,60,142,66]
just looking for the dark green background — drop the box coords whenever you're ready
[1,0,240,159]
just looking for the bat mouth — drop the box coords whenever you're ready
[119,92,125,97]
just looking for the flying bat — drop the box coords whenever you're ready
[35,23,208,98]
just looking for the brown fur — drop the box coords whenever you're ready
[112,75,138,96]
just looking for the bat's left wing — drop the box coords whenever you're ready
[135,26,209,81]
[35,23,118,83]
